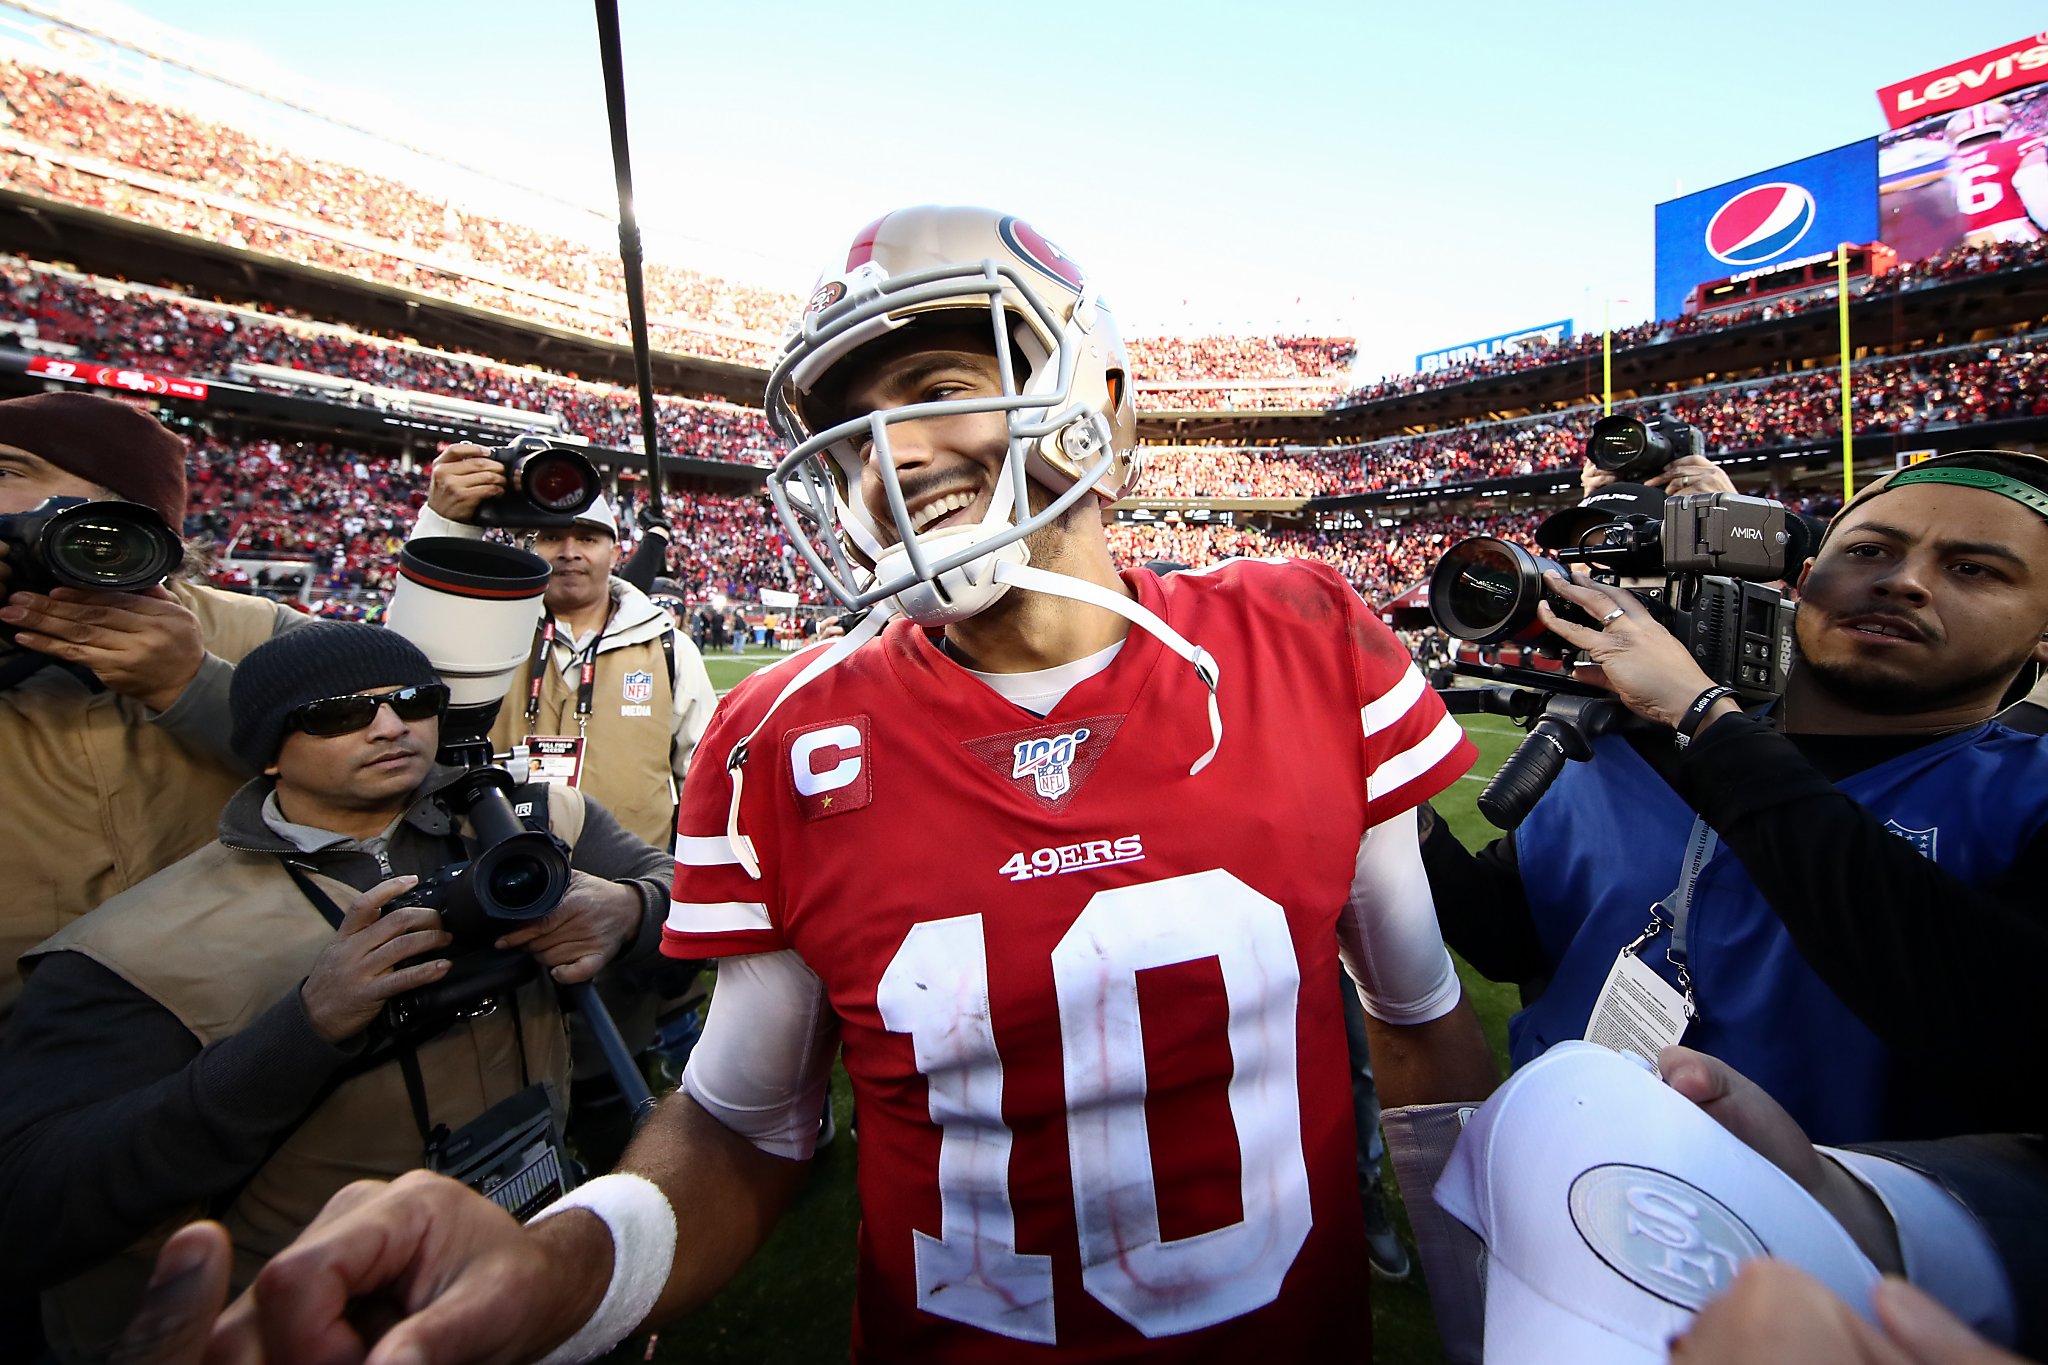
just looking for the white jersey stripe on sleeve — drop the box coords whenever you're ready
[666,899,772,934]
[674,834,742,867]
[1366,712,1465,804]
[1360,665,1427,737]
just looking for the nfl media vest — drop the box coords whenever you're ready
[1510,723,2048,1145]
[488,580,683,849]
[24,780,585,1362]
[0,579,283,1034]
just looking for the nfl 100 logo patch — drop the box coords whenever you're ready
[622,670,654,705]
[964,714,1125,811]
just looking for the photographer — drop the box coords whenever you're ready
[0,622,670,1361]
[1426,450,2048,1144]
[412,444,717,847]
[412,447,719,1153]
[0,392,306,1040]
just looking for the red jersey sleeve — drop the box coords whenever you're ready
[1338,575,1477,827]
[662,681,788,960]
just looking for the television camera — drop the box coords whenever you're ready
[1424,419,1820,829]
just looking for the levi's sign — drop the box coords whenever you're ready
[1876,34,2048,130]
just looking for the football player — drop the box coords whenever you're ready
[177,206,1498,1363]
[1944,101,2048,246]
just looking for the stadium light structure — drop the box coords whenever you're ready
[593,0,665,497]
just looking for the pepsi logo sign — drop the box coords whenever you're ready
[999,216,1086,291]
[1704,183,1817,267]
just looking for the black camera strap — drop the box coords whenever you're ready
[524,615,613,730]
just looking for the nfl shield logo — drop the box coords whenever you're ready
[622,671,654,705]
[1882,820,1938,861]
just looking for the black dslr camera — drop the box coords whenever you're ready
[0,496,182,597]
[379,694,574,1030]
[1425,420,1820,827]
[469,434,604,530]
[1585,412,1702,483]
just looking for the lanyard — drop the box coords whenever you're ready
[1622,816,1719,1017]
[524,616,609,729]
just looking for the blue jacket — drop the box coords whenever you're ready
[1510,723,2048,1144]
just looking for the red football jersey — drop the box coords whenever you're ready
[1950,136,2046,230]
[665,559,1475,1362]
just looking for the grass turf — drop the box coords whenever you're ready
[621,698,1528,1364]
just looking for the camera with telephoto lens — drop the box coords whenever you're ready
[1424,419,1820,829]
[1586,412,1702,482]
[469,433,603,530]
[0,496,182,597]
[376,537,569,1027]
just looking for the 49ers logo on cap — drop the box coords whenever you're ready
[787,716,871,820]
[999,216,1086,291]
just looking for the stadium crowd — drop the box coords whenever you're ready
[0,61,1360,410]
[1331,236,2048,409]
[17,249,2043,507]
[0,258,778,464]
[0,59,792,363]
[1299,335,2048,492]
[1105,507,1536,607]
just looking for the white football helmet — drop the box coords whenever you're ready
[1946,101,2011,147]
[763,205,1138,625]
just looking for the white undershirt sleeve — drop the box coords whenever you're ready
[1337,806,1464,1025]
[680,950,840,1159]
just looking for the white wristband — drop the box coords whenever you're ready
[526,1172,678,1365]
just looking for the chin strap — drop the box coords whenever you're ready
[723,603,897,878]
[720,563,1223,880]
[992,561,1223,776]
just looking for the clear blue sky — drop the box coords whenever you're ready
[94,0,2036,378]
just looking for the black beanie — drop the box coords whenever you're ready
[231,622,439,770]
[0,391,188,524]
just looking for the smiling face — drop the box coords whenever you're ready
[1793,481,2048,718]
[833,325,1019,554]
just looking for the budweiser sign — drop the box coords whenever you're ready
[25,356,208,400]
[1877,34,2048,130]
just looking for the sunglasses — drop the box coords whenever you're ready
[285,683,450,738]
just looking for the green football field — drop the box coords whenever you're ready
[632,655,1525,1363]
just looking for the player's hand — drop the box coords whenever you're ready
[219,1170,609,1365]
[1647,454,1736,497]
[426,443,507,524]
[1660,1045,1901,1274]
[0,584,205,712]
[300,877,454,1044]
[1671,1262,2024,1365]
[113,1221,235,1365]
[495,871,643,984]
[1537,568,1726,730]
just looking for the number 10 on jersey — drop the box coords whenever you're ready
[876,869,1313,1343]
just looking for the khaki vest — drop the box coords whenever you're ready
[27,785,584,1362]
[489,628,677,847]
[0,582,279,1032]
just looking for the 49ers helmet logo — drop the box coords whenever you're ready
[999,216,1086,291]
[806,280,846,315]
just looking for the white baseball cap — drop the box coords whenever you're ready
[1434,1042,1881,1363]
[573,494,618,538]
